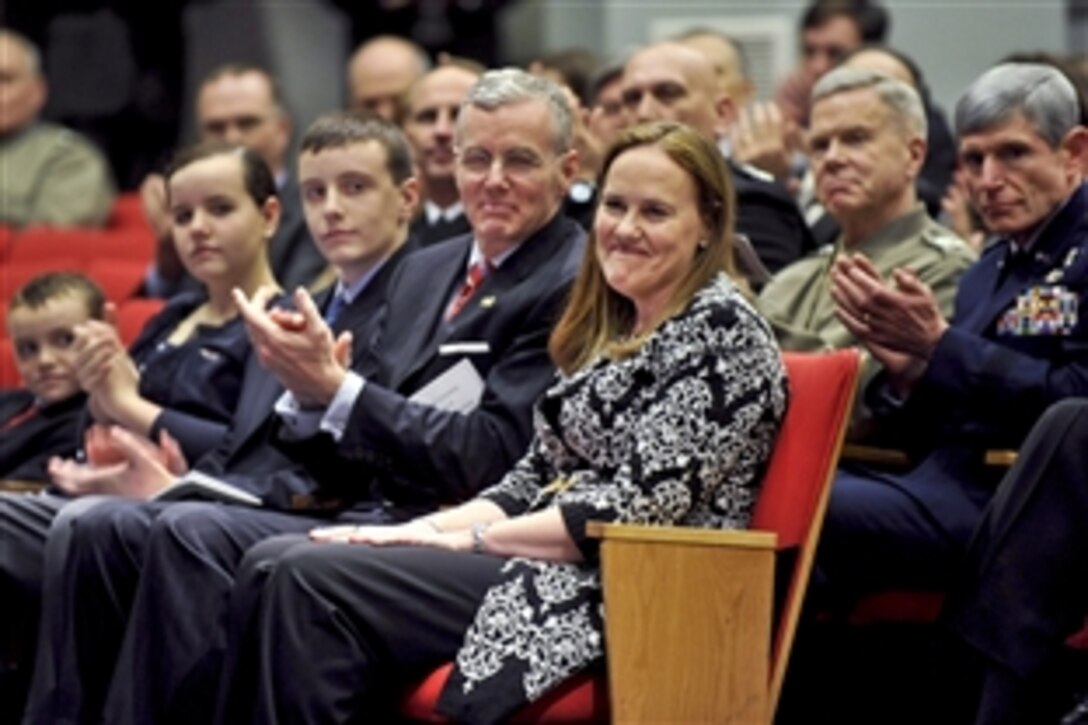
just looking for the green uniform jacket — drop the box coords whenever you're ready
[757,204,977,433]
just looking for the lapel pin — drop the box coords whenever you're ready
[480,295,497,308]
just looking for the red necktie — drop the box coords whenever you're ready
[2,402,39,432]
[445,260,490,320]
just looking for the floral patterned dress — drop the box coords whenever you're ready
[436,273,789,723]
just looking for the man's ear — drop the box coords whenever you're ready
[714,94,737,138]
[1061,125,1088,176]
[398,176,421,226]
[906,134,928,179]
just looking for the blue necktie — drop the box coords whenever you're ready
[324,291,347,325]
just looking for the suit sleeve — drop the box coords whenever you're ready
[334,285,566,505]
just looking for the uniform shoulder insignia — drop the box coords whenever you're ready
[923,230,971,255]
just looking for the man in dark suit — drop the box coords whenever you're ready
[943,398,1088,724]
[402,62,481,247]
[143,64,327,297]
[27,70,585,725]
[621,40,814,276]
[815,63,1088,614]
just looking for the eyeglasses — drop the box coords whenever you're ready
[457,147,549,179]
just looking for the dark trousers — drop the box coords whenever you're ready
[947,398,1088,723]
[24,499,402,725]
[23,500,325,725]
[216,538,504,725]
[0,493,107,719]
[813,448,995,608]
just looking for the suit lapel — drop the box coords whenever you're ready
[389,240,472,389]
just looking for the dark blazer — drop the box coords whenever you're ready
[0,391,85,482]
[864,182,1088,543]
[949,398,1088,680]
[731,161,815,274]
[409,211,472,248]
[193,241,415,508]
[330,212,586,513]
[267,173,327,291]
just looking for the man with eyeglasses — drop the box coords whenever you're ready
[27,68,586,725]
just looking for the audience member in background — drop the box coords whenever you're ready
[348,34,430,122]
[0,29,115,228]
[26,70,587,725]
[758,67,975,434]
[947,398,1088,725]
[621,40,814,278]
[216,120,787,725]
[4,140,279,719]
[529,48,606,230]
[586,61,627,150]
[0,273,105,486]
[733,0,888,192]
[675,27,755,118]
[776,0,889,128]
[815,63,1088,617]
[142,64,324,297]
[402,61,481,246]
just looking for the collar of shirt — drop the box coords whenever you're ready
[467,239,518,273]
[334,257,388,307]
[1007,192,1074,254]
[424,200,464,225]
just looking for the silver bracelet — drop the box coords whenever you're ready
[470,522,490,554]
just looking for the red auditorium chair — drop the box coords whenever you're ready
[0,225,14,262]
[108,193,154,231]
[92,228,156,267]
[86,259,147,303]
[116,298,165,346]
[0,338,19,390]
[400,349,862,724]
[8,227,107,266]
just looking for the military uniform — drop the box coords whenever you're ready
[815,183,1088,602]
[758,204,976,429]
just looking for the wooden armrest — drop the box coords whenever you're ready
[587,521,776,723]
[841,444,911,467]
[984,449,1018,467]
[586,521,776,549]
[0,479,47,494]
[841,445,1017,469]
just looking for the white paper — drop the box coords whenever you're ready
[152,470,262,507]
[409,357,485,414]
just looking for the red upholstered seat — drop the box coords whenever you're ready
[0,338,19,390]
[116,298,165,346]
[108,193,154,231]
[399,350,861,722]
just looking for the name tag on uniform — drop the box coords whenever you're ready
[997,285,1079,336]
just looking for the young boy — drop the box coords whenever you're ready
[1,272,106,486]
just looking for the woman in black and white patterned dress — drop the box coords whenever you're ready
[231,122,788,724]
